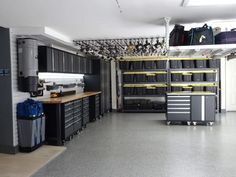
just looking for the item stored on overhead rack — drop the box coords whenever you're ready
[205,73,216,82]
[144,60,156,69]
[18,38,38,92]
[215,29,236,44]
[169,24,189,46]
[156,73,167,82]
[189,24,214,45]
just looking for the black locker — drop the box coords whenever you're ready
[80,57,85,74]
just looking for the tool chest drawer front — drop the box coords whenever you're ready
[64,109,74,118]
[64,119,74,138]
[64,102,74,112]
[83,97,89,105]
[167,96,191,103]
[74,99,82,107]
[74,107,82,115]
[83,104,89,111]
[167,112,191,121]
[73,118,82,131]
[65,116,74,125]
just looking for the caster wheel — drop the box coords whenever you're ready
[166,121,171,125]
[187,121,191,126]
[193,122,197,126]
[207,122,214,126]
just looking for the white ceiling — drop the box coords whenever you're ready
[0,0,236,40]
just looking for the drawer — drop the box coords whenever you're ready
[64,123,74,139]
[74,119,82,132]
[64,102,73,108]
[74,103,82,109]
[167,95,191,100]
[64,105,73,112]
[167,103,191,108]
[65,116,74,124]
[167,99,190,104]
[167,107,190,112]
[167,112,191,121]
[64,110,74,118]
[74,108,82,115]
[83,104,89,110]
[74,114,82,120]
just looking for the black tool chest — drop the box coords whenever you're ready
[119,58,221,113]
[43,93,101,146]
[82,97,90,126]
[89,94,100,122]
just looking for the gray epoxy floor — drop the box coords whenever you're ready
[33,112,236,177]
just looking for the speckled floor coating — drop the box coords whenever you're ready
[33,112,236,177]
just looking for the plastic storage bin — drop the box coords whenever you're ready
[156,74,167,82]
[195,60,207,68]
[170,60,182,68]
[134,74,146,82]
[171,73,182,82]
[123,74,134,83]
[123,87,134,95]
[156,60,167,69]
[156,87,167,95]
[193,86,204,92]
[205,86,217,94]
[135,87,146,95]
[131,61,143,70]
[143,61,156,69]
[193,73,204,82]
[171,86,182,92]
[182,73,192,82]
[17,115,45,152]
[182,60,195,68]
[119,61,130,70]
[146,87,156,95]
[205,73,216,82]
[208,59,219,68]
[146,74,156,82]
[183,86,192,92]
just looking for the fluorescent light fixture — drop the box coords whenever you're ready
[183,0,236,6]
[38,72,84,79]
[44,27,72,43]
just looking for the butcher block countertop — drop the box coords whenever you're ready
[39,91,101,104]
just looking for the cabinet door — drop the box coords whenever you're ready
[38,46,53,72]
[53,49,59,72]
[191,96,202,121]
[205,96,215,122]
[73,55,80,73]
[79,56,85,74]
[64,52,73,73]
[58,50,64,73]
[86,58,92,74]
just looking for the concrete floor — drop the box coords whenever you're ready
[33,112,236,177]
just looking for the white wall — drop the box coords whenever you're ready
[220,57,226,110]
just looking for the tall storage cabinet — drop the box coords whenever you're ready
[0,27,16,154]
[84,58,111,115]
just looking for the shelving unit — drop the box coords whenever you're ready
[118,57,221,113]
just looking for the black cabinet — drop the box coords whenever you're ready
[38,46,91,74]
[38,46,53,72]
[84,58,111,115]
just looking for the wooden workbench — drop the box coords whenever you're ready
[39,91,101,104]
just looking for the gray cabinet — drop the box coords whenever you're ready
[38,46,53,72]
[166,93,216,125]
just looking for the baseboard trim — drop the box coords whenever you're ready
[221,109,226,113]
[0,145,18,154]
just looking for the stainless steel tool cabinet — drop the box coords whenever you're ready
[166,93,216,125]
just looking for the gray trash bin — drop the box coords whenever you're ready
[17,115,45,152]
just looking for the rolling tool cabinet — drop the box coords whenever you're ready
[166,93,216,126]
[40,92,101,145]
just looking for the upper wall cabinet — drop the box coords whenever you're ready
[38,46,91,74]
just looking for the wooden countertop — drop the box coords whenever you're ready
[167,92,215,96]
[39,91,101,104]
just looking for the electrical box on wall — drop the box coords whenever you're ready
[17,38,39,92]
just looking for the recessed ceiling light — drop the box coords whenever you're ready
[183,0,236,6]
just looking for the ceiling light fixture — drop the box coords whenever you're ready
[183,0,236,6]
